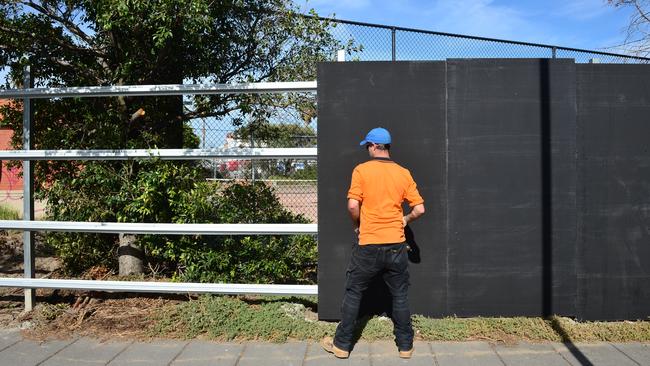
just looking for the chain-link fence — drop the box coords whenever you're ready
[324,16,650,64]
[184,96,317,221]
[6,17,647,224]
[189,17,649,223]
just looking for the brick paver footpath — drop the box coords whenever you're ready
[0,328,648,365]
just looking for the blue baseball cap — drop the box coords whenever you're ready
[359,127,391,146]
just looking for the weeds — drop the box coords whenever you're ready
[149,295,335,342]
[0,204,20,221]
[148,295,650,343]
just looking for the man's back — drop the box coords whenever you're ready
[323,127,424,359]
[348,158,423,244]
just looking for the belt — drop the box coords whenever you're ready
[359,242,406,250]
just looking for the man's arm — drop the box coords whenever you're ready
[348,198,361,231]
[403,203,425,227]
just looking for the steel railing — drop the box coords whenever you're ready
[0,76,319,309]
[0,148,317,160]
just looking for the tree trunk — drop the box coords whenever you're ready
[118,234,143,276]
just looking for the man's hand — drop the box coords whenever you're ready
[404,204,425,227]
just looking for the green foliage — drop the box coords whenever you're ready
[0,204,20,220]
[153,296,650,343]
[290,164,317,180]
[46,167,317,283]
[44,160,207,273]
[0,1,344,279]
[151,295,335,342]
[233,123,316,148]
[168,182,317,284]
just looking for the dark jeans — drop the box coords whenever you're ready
[334,242,413,352]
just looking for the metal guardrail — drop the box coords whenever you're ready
[1,79,320,308]
[0,81,317,98]
[0,148,317,160]
[0,221,317,235]
[0,278,318,296]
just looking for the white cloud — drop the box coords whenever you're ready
[400,0,558,44]
[554,0,610,21]
[300,0,371,11]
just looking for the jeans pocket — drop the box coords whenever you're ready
[351,246,377,273]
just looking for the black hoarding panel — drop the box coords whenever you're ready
[549,61,579,318]
[317,62,447,320]
[576,64,650,320]
[446,59,577,317]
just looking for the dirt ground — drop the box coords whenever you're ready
[270,183,317,223]
[0,231,188,341]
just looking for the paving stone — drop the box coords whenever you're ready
[552,342,640,366]
[0,338,75,366]
[237,342,307,366]
[107,339,188,366]
[431,341,503,366]
[0,328,21,352]
[370,341,434,366]
[611,343,650,366]
[304,340,371,366]
[171,340,243,366]
[41,338,131,366]
[494,342,567,366]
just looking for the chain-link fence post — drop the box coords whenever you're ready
[391,27,396,61]
[250,128,255,183]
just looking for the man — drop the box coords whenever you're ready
[322,127,425,359]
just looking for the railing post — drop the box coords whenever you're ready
[552,46,557,59]
[391,27,396,61]
[22,64,36,311]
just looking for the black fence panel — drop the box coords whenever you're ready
[577,64,650,320]
[316,61,447,320]
[317,59,650,321]
[446,59,578,317]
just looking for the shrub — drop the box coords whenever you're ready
[45,161,317,283]
[148,181,317,284]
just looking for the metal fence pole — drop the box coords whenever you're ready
[552,47,557,59]
[391,27,396,61]
[22,64,35,311]
[250,129,255,183]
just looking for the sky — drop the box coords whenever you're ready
[1,0,638,84]
[298,0,636,53]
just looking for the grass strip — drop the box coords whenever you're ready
[148,295,650,343]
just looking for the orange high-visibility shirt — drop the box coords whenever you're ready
[347,158,424,245]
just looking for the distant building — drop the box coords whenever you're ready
[0,100,23,191]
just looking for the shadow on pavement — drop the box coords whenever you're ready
[549,316,594,366]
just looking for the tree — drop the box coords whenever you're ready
[0,1,348,275]
[608,0,650,57]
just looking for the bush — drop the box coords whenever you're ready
[45,161,317,283]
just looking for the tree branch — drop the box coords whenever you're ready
[23,1,95,47]
[218,16,262,82]
[182,105,240,121]
[47,57,102,84]
[634,0,650,24]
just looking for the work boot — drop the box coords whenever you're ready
[321,336,349,359]
[399,347,414,359]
